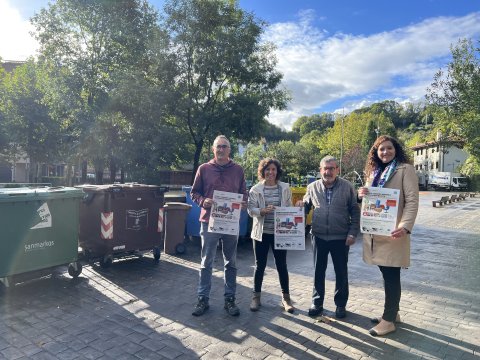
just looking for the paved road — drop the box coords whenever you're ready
[1,192,479,359]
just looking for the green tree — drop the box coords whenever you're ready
[161,0,289,179]
[234,142,266,185]
[426,38,480,160]
[266,141,297,182]
[319,111,396,174]
[263,122,298,142]
[2,60,61,182]
[0,62,8,153]
[362,119,378,153]
[292,113,334,138]
[31,0,159,183]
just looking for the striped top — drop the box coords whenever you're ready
[263,184,280,234]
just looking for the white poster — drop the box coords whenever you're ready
[360,187,400,236]
[30,202,52,229]
[208,190,243,235]
[274,207,305,250]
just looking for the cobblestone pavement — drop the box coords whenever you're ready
[1,192,479,359]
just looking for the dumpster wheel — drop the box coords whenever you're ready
[175,243,186,254]
[153,247,161,262]
[100,255,113,269]
[68,262,83,278]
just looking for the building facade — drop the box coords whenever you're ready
[411,140,468,176]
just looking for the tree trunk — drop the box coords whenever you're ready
[191,140,204,184]
[95,162,104,185]
[109,157,117,183]
[81,160,87,183]
[65,163,73,186]
[120,168,125,183]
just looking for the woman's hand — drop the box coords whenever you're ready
[260,204,275,216]
[295,200,304,207]
[391,227,408,239]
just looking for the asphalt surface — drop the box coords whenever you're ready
[0,191,479,359]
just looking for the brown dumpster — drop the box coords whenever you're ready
[164,202,191,255]
[76,183,168,267]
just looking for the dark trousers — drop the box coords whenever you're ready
[253,233,289,293]
[312,236,349,307]
[379,266,401,322]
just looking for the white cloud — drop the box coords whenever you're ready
[0,0,38,60]
[265,12,480,129]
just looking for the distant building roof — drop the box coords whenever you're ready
[1,60,26,73]
[411,139,464,151]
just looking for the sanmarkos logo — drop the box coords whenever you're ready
[25,240,55,252]
[30,202,52,229]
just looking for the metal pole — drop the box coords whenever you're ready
[340,109,344,176]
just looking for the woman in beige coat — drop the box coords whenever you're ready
[358,135,419,336]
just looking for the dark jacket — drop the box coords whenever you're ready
[191,159,247,222]
[303,177,360,241]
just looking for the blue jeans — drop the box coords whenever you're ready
[197,222,238,299]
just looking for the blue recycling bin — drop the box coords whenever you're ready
[183,186,248,237]
[183,186,201,238]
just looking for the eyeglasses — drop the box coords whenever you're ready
[321,166,337,171]
[216,144,229,149]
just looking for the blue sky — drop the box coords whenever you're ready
[1,0,479,129]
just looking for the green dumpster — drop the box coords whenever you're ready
[0,187,84,286]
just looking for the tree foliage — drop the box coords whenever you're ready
[318,112,396,174]
[1,60,61,181]
[31,0,159,183]
[160,0,289,178]
[292,113,334,138]
[427,38,480,159]
[427,39,480,159]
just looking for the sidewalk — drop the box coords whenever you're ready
[0,192,478,359]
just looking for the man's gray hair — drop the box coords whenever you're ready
[213,135,230,148]
[320,155,338,167]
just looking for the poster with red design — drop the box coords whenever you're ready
[208,190,243,235]
[360,187,400,236]
[274,207,305,250]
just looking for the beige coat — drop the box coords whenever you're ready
[363,163,419,267]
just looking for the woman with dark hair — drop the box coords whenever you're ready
[247,158,295,313]
[358,135,419,336]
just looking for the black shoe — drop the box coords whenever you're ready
[308,305,323,317]
[192,297,209,316]
[335,306,346,319]
[224,296,240,316]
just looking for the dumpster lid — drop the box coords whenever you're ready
[164,202,192,209]
[0,186,84,202]
[76,183,168,193]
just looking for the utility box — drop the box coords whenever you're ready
[76,183,168,267]
[0,187,84,286]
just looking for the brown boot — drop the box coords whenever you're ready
[282,293,295,313]
[250,292,261,312]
